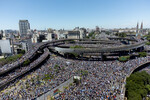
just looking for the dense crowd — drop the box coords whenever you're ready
[59,43,123,48]
[0,42,47,72]
[56,56,150,100]
[0,39,148,100]
[57,40,145,51]
[0,52,150,100]
[0,48,49,92]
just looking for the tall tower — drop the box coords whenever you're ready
[141,22,143,29]
[140,22,143,34]
[136,22,139,33]
[19,20,30,36]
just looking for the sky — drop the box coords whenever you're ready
[0,0,150,30]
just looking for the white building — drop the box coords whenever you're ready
[31,34,38,43]
[54,30,66,39]
[47,33,53,41]
[118,28,136,33]
[55,29,86,40]
[0,40,12,54]
[4,30,19,38]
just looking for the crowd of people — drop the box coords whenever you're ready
[0,42,47,73]
[0,48,49,91]
[56,56,150,100]
[59,43,123,48]
[0,52,150,100]
[0,39,148,100]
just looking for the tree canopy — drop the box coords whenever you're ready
[0,54,23,66]
[116,32,127,37]
[126,71,150,100]
[119,56,130,62]
[138,52,147,57]
[23,59,30,66]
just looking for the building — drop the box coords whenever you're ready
[4,29,19,38]
[54,29,86,40]
[136,22,144,39]
[54,29,66,39]
[31,34,38,43]
[19,20,30,36]
[136,22,139,33]
[0,40,12,55]
[118,28,136,33]
[47,33,55,41]
[0,31,3,40]
[20,39,32,52]
[38,34,46,42]
[140,22,143,34]
[67,31,80,39]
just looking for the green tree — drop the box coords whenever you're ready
[0,54,23,66]
[146,42,150,45]
[88,32,94,37]
[20,50,25,54]
[105,31,111,35]
[138,52,147,57]
[119,32,127,37]
[128,91,142,100]
[119,56,130,62]
[126,71,150,100]
[146,85,150,92]
[23,59,30,66]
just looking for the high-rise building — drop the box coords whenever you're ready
[136,22,139,33]
[141,22,143,30]
[19,20,30,35]
[140,22,143,33]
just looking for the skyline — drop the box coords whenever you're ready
[0,0,150,30]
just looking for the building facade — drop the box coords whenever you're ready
[19,20,30,35]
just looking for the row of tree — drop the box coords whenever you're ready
[119,56,130,62]
[115,32,127,37]
[144,33,150,41]
[119,52,147,62]
[0,54,23,66]
[126,71,150,100]
[0,50,25,66]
